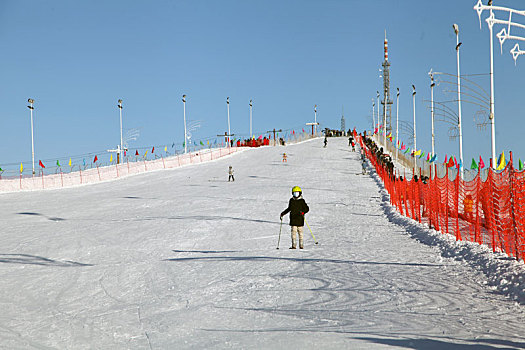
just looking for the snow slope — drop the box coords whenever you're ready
[1,137,525,349]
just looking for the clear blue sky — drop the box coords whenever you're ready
[1,0,524,169]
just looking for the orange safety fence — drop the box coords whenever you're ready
[358,134,525,262]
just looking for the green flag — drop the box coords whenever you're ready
[470,158,478,170]
[520,159,524,171]
[56,160,61,167]
[200,140,204,146]
[404,147,410,154]
[0,167,3,172]
[419,151,425,159]
[183,141,185,147]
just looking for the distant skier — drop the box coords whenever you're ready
[282,153,288,162]
[323,137,328,148]
[228,165,235,182]
[280,186,310,249]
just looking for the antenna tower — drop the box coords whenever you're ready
[382,31,393,134]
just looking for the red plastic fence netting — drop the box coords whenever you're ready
[358,135,525,261]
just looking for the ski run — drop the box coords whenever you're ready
[1,137,525,349]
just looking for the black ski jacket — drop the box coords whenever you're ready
[281,197,309,227]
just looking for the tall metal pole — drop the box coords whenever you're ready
[27,98,35,175]
[429,72,435,157]
[454,24,464,178]
[488,5,496,168]
[383,88,387,147]
[118,99,123,163]
[227,97,231,148]
[376,91,380,143]
[183,95,187,153]
[412,85,417,172]
[395,88,399,162]
[249,99,253,138]
[372,99,375,136]
[314,104,317,135]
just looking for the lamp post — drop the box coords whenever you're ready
[314,104,317,135]
[412,85,417,172]
[117,99,123,163]
[429,71,435,158]
[227,97,231,148]
[454,24,464,178]
[488,1,496,169]
[383,88,387,147]
[27,98,35,175]
[376,91,380,143]
[183,95,187,153]
[372,99,375,136]
[395,88,399,162]
[249,99,253,138]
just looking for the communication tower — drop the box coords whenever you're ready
[381,31,393,134]
[341,105,346,133]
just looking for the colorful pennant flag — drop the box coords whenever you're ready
[69,158,72,167]
[447,157,455,168]
[496,151,506,170]
[164,146,167,152]
[135,150,139,156]
[39,160,45,168]
[20,163,23,173]
[152,146,155,153]
[93,155,98,163]
[430,154,437,163]
[200,141,204,146]
[56,160,61,167]
[520,159,524,171]
[470,158,478,170]
[479,156,485,169]
[110,154,113,163]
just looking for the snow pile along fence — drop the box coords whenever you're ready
[359,135,525,262]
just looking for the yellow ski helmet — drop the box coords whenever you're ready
[292,186,302,193]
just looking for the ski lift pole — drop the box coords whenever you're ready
[303,217,318,244]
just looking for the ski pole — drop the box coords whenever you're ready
[304,217,318,244]
[276,217,283,249]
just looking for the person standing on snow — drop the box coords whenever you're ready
[228,165,235,182]
[280,186,309,249]
[323,137,328,148]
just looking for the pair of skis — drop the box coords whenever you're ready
[276,217,318,250]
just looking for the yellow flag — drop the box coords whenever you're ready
[207,140,210,145]
[20,162,23,173]
[68,158,72,167]
[144,150,148,157]
[110,154,113,163]
[164,146,167,152]
[496,151,506,170]
[414,149,421,156]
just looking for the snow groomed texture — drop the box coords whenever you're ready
[1,137,525,349]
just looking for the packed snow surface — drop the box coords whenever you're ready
[1,137,525,349]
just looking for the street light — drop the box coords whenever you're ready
[314,104,317,135]
[372,99,376,135]
[183,94,187,153]
[395,88,400,162]
[454,24,464,178]
[429,70,435,158]
[249,99,253,138]
[227,97,231,148]
[27,98,35,175]
[376,91,380,142]
[118,99,123,163]
[412,85,417,172]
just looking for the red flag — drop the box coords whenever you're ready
[39,160,45,168]
[479,156,485,169]
[444,155,448,164]
[447,157,455,168]
[93,155,98,163]
[292,130,295,135]
[135,150,139,156]
[151,146,155,153]
[454,156,458,168]
[302,128,305,133]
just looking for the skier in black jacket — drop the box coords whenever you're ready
[280,186,310,249]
